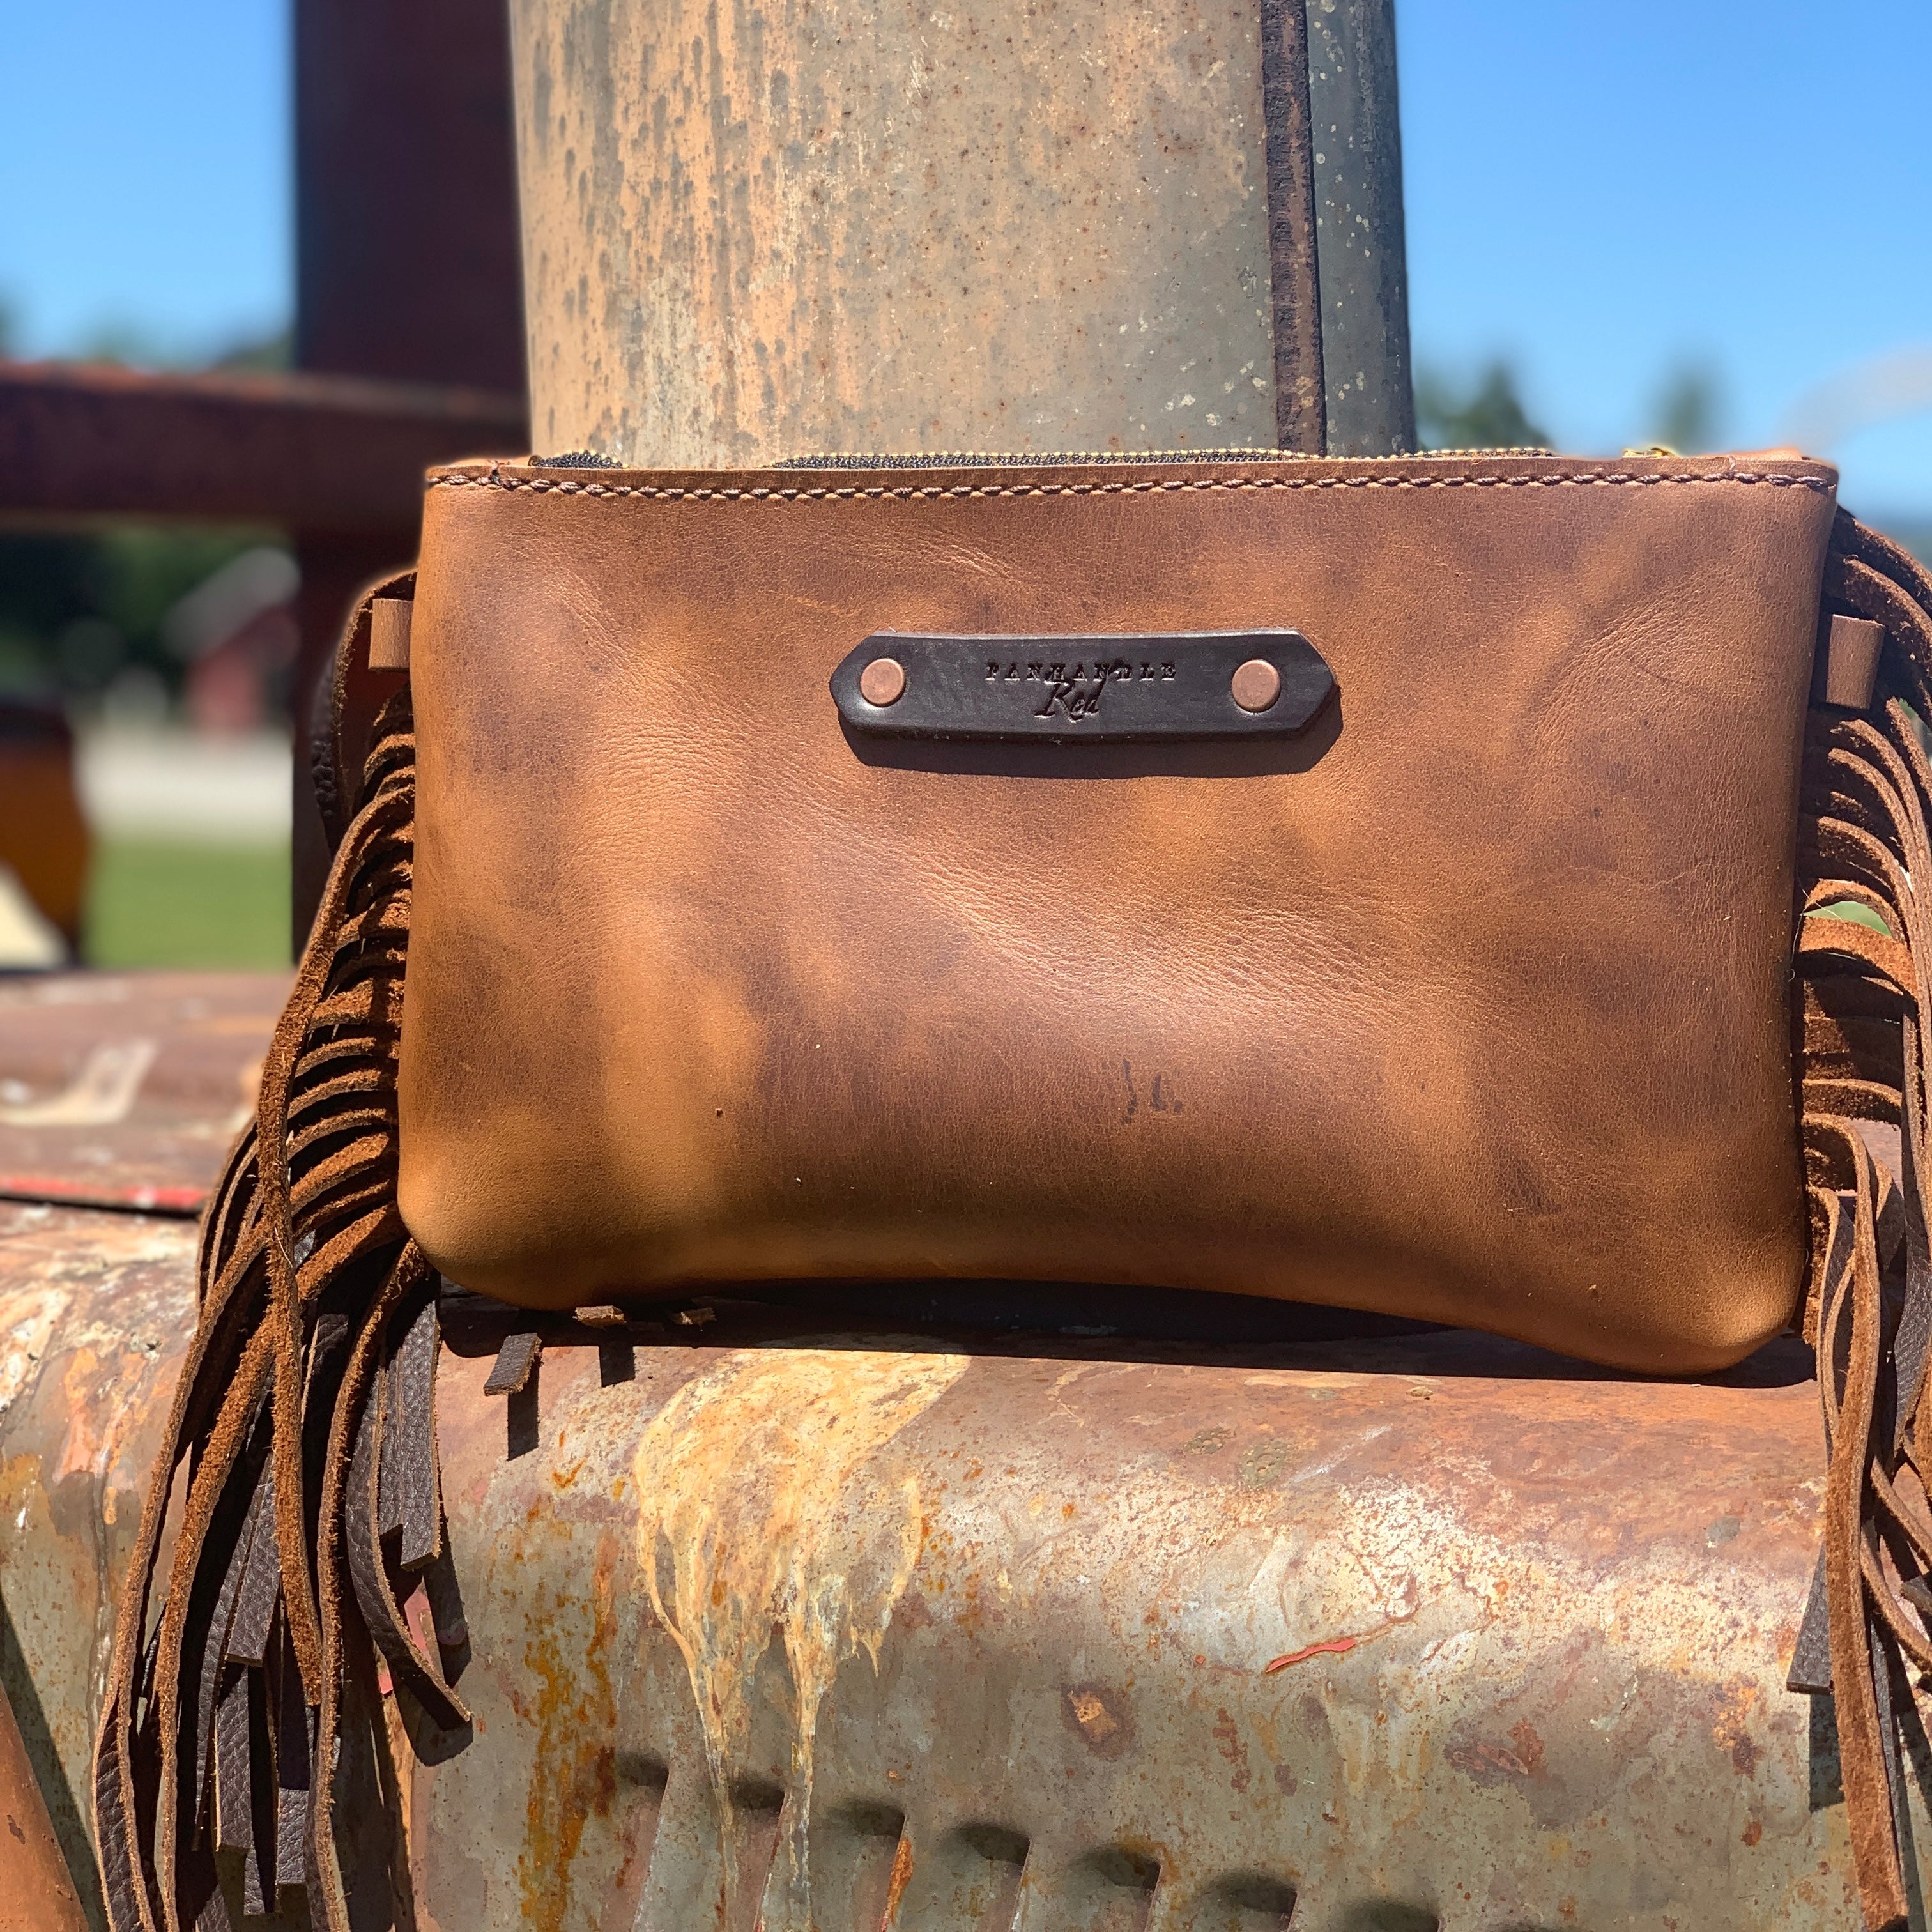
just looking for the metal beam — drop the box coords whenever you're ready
[0,362,523,534]
[292,0,530,952]
[295,0,528,396]
[1259,0,1326,453]
[1304,0,1417,454]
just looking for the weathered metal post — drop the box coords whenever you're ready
[507,0,1412,463]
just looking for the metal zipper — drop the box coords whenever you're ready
[530,444,1560,471]
[775,446,1554,469]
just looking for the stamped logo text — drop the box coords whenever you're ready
[984,656,1177,722]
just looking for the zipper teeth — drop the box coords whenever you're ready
[533,445,1565,473]
[774,445,1556,470]
[774,448,1284,470]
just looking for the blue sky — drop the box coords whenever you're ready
[4,2,1930,515]
[1400,3,1932,518]
[1,0,289,362]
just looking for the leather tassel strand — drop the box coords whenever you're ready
[91,689,463,1932]
[1794,507,1932,1931]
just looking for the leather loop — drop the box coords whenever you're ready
[366,598,412,673]
[1816,613,1887,711]
[483,1330,541,1396]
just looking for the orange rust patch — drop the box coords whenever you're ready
[1712,1678,1763,1779]
[1212,1707,1252,1793]
[1448,1738,1534,1780]
[514,1533,620,1932]
[1061,1682,1136,1758]
[1508,1719,1547,1777]
[884,1832,915,1922]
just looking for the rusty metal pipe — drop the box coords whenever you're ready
[507,0,1413,463]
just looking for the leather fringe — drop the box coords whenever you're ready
[1794,509,1932,1931]
[93,691,469,1932]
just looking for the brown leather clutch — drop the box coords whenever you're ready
[100,451,1932,1932]
[397,452,1833,1373]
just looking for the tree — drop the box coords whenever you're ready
[1652,364,1723,454]
[1414,362,1550,451]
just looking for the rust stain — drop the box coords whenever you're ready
[1448,1739,1535,1781]
[1712,1678,1763,1779]
[1211,1707,1251,1793]
[1264,1575,1419,1676]
[882,1831,914,1922]
[1507,1719,1547,1777]
[1061,1683,1137,1760]
[631,1347,965,1925]
[516,1529,619,1932]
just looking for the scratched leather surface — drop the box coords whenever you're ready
[397,453,1837,1370]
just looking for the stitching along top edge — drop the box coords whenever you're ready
[424,466,1838,504]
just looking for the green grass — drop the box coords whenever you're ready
[84,839,291,969]
[1809,901,1894,937]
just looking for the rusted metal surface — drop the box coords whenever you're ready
[0,1670,89,1932]
[0,362,523,536]
[509,1,1414,466]
[0,1175,1901,1931]
[408,1302,1873,1931]
[0,973,285,1216]
[0,1202,201,1928]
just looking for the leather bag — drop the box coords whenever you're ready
[96,451,1932,1932]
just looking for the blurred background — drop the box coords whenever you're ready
[0,1,1928,969]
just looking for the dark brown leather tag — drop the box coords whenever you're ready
[830,629,1335,742]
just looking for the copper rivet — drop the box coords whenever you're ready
[1230,658,1281,713]
[859,656,907,706]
